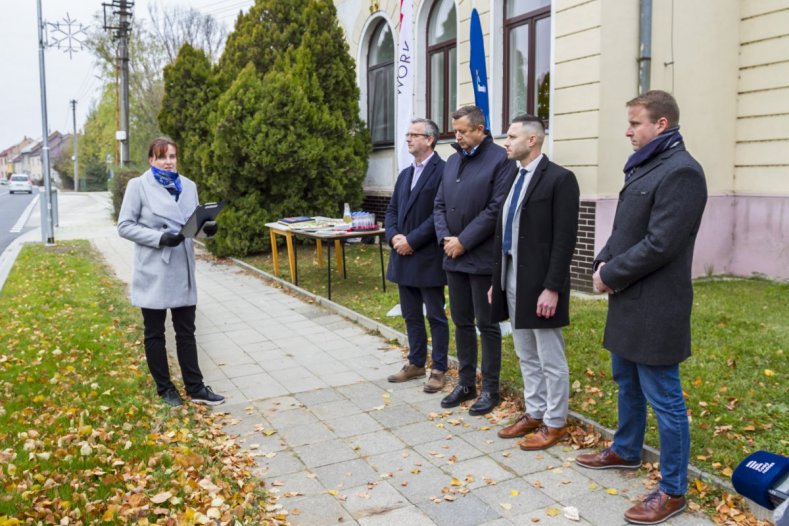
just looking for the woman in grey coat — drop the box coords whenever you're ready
[118,137,224,407]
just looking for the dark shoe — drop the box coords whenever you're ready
[161,388,183,407]
[518,424,567,450]
[624,491,686,524]
[498,413,543,439]
[388,363,426,383]
[468,391,500,416]
[423,370,446,393]
[440,384,477,408]
[190,385,225,406]
[576,446,641,470]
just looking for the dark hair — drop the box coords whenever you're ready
[450,105,486,129]
[626,90,680,128]
[511,113,545,133]
[148,137,177,160]
[411,118,440,148]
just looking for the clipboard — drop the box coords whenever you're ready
[180,202,225,238]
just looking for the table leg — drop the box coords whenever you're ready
[326,239,332,300]
[316,239,324,267]
[378,234,386,291]
[334,240,343,275]
[293,238,299,285]
[341,241,347,279]
[270,229,280,276]
[285,232,296,283]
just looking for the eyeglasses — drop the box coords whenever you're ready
[405,133,429,138]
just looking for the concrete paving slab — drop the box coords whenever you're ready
[341,481,410,520]
[356,505,438,526]
[283,493,357,526]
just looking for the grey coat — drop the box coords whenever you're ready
[117,170,199,309]
[595,144,707,366]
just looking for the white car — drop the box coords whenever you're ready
[9,174,33,194]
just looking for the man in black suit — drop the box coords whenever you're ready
[576,90,707,525]
[489,114,579,450]
[434,105,516,415]
[385,118,449,393]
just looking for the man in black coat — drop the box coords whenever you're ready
[385,118,449,393]
[434,105,516,415]
[576,90,707,525]
[489,114,579,450]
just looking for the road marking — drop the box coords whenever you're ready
[10,194,39,233]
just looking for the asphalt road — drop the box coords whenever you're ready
[0,186,38,254]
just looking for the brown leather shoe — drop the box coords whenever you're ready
[387,363,426,383]
[497,413,543,439]
[624,490,686,524]
[576,446,641,470]
[423,370,446,393]
[518,424,567,451]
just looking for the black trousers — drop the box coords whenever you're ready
[446,271,501,393]
[141,306,204,396]
[398,284,449,372]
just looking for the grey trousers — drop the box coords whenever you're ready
[506,265,569,428]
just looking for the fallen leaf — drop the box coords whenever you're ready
[546,507,561,517]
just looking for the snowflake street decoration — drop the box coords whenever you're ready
[47,13,88,60]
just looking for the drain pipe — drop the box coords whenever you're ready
[638,0,652,94]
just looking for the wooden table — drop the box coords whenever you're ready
[265,223,386,300]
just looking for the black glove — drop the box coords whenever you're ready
[201,220,218,237]
[159,232,185,247]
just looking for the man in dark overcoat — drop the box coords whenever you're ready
[576,90,707,525]
[385,118,449,393]
[489,114,579,450]
[434,105,516,416]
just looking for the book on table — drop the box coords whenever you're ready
[278,216,313,225]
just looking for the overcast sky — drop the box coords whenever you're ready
[0,0,252,150]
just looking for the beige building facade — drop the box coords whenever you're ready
[336,0,789,288]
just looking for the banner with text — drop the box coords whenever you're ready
[396,0,414,172]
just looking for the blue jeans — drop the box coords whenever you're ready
[610,353,690,496]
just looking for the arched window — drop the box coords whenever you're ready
[504,0,551,128]
[427,0,456,137]
[368,20,395,147]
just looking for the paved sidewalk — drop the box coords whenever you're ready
[3,192,714,526]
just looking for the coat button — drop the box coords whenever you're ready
[162,224,167,229]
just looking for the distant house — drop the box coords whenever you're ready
[11,132,71,187]
[0,137,34,181]
[335,0,789,285]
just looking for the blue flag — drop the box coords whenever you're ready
[469,9,490,131]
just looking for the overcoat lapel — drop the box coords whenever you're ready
[404,159,433,216]
[142,170,189,224]
[622,144,685,190]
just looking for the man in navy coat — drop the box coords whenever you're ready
[576,90,707,525]
[385,118,449,393]
[434,105,516,415]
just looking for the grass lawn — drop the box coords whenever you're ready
[0,242,282,525]
[242,241,788,482]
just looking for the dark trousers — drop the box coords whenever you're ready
[141,306,204,396]
[446,270,501,393]
[399,284,449,372]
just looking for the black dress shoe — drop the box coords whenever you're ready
[440,384,477,408]
[468,391,500,416]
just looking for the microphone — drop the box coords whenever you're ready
[732,451,789,517]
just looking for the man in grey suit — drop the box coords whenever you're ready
[489,114,579,451]
[576,90,707,525]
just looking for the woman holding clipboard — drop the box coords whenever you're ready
[117,137,225,407]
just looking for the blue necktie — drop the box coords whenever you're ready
[502,168,527,255]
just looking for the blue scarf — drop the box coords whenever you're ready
[623,127,683,180]
[151,166,182,200]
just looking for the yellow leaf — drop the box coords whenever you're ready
[694,479,707,492]
[327,489,339,496]
[546,507,561,517]
[480,426,491,431]
[511,490,519,497]
[500,502,512,510]
[606,488,619,495]
[722,467,733,477]
[764,369,775,377]
[450,478,462,486]
[262,429,276,436]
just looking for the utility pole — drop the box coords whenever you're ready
[71,99,79,191]
[103,1,133,166]
[36,0,55,244]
